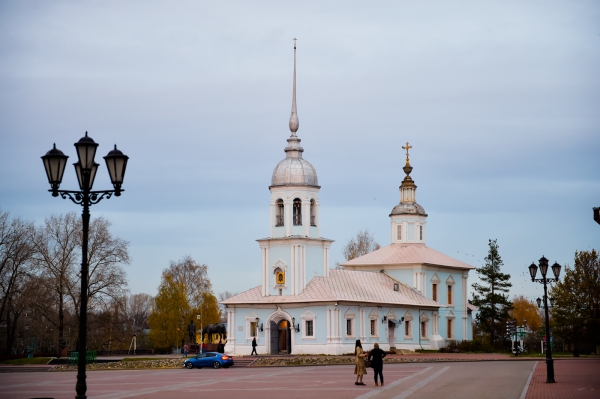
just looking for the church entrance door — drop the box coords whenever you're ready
[269,321,278,355]
[278,320,291,354]
[388,321,396,348]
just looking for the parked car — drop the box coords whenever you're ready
[184,352,234,369]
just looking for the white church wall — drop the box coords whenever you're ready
[305,246,325,277]
[225,304,440,355]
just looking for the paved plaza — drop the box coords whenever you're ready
[0,359,598,399]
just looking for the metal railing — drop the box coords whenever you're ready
[275,215,284,226]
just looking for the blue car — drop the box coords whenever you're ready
[184,352,234,369]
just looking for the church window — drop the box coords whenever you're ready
[310,199,316,226]
[370,319,376,336]
[301,311,316,340]
[397,224,402,240]
[404,320,412,339]
[447,319,454,339]
[276,199,284,226]
[432,284,438,302]
[245,313,259,340]
[346,319,352,336]
[420,321,427,339]
[419,225,423,240]
[306,320,314,337]
[447,285,453,305]
[293,198,302,225]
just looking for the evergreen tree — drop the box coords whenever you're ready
[471,239,513,348]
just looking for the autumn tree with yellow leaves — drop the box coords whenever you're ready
[510,296,541,332]
[148,256,221,349]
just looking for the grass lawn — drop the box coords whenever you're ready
[0,357,52,365]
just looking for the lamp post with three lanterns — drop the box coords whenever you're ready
[41,132,128,399]
[528,256,561,383]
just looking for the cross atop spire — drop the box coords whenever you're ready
[402,142,412,164]
[289,38,299,135]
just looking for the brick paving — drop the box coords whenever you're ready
[526,359,600,399]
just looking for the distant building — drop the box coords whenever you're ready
[221,41,475,355]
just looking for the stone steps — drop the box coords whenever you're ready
[232,358,256,367]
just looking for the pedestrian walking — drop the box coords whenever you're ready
[354,339,367,386]
[367,342,386,386]
[183,343,189,358]
[251,337,258,355]
[195,343,200,356]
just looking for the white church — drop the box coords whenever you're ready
[221,42,476,355]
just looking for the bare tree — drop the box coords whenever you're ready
[66,216,130,319]
[0,210,37,355]
[340,229,381,265]
[32,213,129,353]
[32,212,80,356]
[217,291,238,318]
[123,293,153,330]
[166,255,212,310]
[218,291,238,302]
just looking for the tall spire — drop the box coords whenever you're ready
[289,38,299,135]
[284,38,303,158]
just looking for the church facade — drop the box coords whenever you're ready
[221,42,475,355]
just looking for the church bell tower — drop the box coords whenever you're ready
[256,39,333,297]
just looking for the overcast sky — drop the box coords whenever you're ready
[1,1,598,303]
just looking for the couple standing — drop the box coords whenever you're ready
[354,340,386,386]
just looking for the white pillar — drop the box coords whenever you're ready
[270,203,275,237]
[285,200,291,237]
[290,246,296,295]
[304,201,310,237]
[316,202,321,237]
[261,247,266,296]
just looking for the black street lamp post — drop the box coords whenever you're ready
[42,132,128,399]
[528,256,561,383]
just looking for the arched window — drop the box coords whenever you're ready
[276,199,284,226]
[293,198,302,225]
[310,199,316,226]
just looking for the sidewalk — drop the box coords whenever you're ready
[526,359,600,399]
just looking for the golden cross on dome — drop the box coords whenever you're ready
[402,142,412,163]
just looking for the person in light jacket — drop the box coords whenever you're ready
[368,342,387,386]
[354,340,367,386]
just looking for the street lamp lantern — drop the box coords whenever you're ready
[74,162,99,191]
[529,262,538,280]
[74,132,98,170]
[551,262,561,279]
[549,297,555,307]
[536,297,542,308]
[42,132,127,399]
[104,145,129,195]
[539,256,549,277]
[41,144,69,196]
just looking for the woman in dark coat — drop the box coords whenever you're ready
[367,342,387,386]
